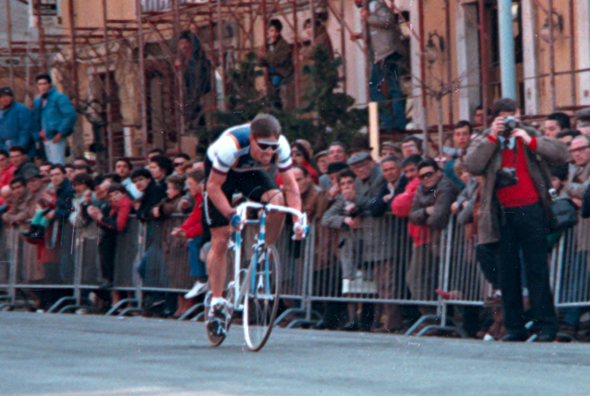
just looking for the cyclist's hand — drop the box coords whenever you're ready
[228,211,243,231]
[293,222,307,240]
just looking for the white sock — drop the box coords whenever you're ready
[211,297,226,306]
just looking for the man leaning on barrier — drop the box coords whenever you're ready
[37,164,74,227]
[321,168,365,330]
[408,158,459,304]
[369,156,406,332]
[464,98,568,342]
[313,161,350,330]
[371,156,404,217]
[348,151,389,331]
[2,177,34,228]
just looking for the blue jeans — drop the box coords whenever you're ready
[43,138,67,165]
[188,237,208,280]
[369,55,406,131]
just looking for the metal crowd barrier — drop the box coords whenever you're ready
[553,221,590,310]
[432,216,493,337]
[1,209,590,338]
[0,226,16,306]
[305,214,449,334]
[0,220,77,312]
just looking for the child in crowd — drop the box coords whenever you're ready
[171,170,208,300]
[453,160,471,188]
[321,169,364,330]
[69,173,99,234]
[87,183,134,304]
[152,174,194,317]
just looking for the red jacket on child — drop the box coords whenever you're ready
[181,192,204,239]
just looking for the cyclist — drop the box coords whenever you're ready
[204,113,304,336]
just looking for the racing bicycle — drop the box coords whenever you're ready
[205,200,308,352]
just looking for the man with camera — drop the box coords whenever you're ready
[465,98,568,342]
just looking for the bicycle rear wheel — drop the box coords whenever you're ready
[243,245,280,352]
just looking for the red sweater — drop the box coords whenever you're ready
[181,192,204,239]
[101,197,133,232]
[488,135,540,208]
[391,177,420,218]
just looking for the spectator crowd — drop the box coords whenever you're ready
[1,0,590,342]
[2,93,590,343]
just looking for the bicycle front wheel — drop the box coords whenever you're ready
[243,245,280,352]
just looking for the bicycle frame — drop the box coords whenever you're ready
[227,202,307,313]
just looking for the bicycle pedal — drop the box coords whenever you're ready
[207,318,227,337]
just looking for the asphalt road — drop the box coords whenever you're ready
[1,312,589,396]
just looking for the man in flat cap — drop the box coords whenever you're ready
[347,151,389,331]
[0,87,34,158]
[347,152,385,205]
[314,150,329,176]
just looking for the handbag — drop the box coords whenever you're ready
[548,189,578,232]
[534,150,578,232]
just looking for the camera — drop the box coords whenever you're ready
[496,167,518,189]
[502,116,520,138]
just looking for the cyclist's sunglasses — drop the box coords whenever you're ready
[254,139,280,152]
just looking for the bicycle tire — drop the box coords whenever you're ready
[243,244,280,352]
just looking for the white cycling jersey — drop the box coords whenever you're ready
[207,123,292,175]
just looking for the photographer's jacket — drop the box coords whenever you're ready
[464,127,568,245]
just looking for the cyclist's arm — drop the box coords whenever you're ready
[279,167,302,222]
[207,171,233,219]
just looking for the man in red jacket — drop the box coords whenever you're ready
[464,98,568,342]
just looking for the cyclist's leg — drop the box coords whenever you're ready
[204,160,237,299]
[260,188,286,245]
[207,226,231,298]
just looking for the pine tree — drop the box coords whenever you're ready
[197,48,366,149]
[300,46,367,149]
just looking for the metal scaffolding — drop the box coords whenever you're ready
[0,0,588,166]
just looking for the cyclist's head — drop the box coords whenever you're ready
[251,114,282,139]
[250,114,282,164]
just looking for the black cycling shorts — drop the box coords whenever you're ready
[204,157,279,228]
